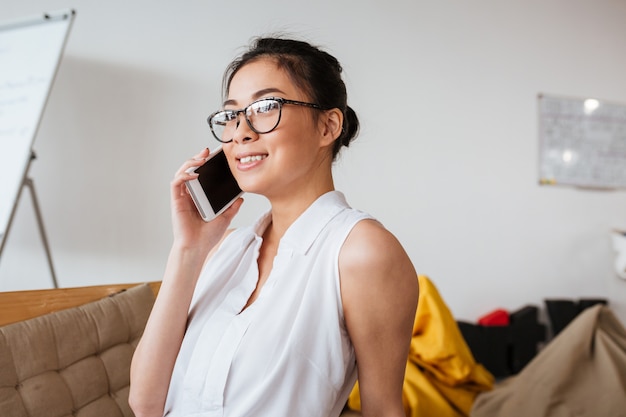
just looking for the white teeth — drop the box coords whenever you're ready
[240,155,266,164]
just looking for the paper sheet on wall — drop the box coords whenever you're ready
[538,94,626,189]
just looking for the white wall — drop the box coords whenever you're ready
[1,0,625,325]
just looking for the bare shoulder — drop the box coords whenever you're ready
[339,219,418,311]
[340,219,415,281]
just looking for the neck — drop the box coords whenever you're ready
[264,180,335,242]
[261,151,336,242]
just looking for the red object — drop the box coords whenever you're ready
[478,309,510,326]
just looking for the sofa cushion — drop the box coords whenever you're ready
[0,283,155,417]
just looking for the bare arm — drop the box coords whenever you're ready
[340,220,418,417]
[129,148,242,417]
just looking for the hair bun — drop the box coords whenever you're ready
[340,106,360,148]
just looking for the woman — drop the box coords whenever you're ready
[129,37,418,417]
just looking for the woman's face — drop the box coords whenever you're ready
[222,58,336,200]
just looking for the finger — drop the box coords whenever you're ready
[189,148,211,165]
[194,147,211,159]
[171,148,212,198]
[171,168,198,192]
[175,150,210,177]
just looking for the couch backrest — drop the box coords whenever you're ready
[0,284,156,417]
[0,282,160,327]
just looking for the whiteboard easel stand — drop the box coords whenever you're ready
[0,151,58,288]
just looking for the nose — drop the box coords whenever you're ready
[232,112,258,144]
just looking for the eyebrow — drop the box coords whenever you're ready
[223,88,287,107]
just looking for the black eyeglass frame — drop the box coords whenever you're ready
[207,97,325,143]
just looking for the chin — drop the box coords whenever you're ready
[237,181,265,195]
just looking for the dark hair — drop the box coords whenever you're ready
[223,37,359,160]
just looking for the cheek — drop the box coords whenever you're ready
[264,112,326,167]
[286,115,322,147]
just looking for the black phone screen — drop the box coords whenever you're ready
[195,150,242,213]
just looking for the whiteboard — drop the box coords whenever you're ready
[538,93,626,189]
[0,10,74,242]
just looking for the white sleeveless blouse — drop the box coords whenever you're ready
[164,191,373,417]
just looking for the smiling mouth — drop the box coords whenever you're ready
[239,155,267,164]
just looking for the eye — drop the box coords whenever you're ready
[214,110,238,125]
[250,99,280,115]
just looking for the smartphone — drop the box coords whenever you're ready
[185,147,243,221]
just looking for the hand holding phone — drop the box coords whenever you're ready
[185,147,243,222]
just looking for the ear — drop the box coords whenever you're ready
[319,108,343,147]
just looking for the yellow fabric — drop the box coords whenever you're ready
[347,275,494,417]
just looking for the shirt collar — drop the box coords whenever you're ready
[252,191,350,255]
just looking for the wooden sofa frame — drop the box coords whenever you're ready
[0,282,161,327]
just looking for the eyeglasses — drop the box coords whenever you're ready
[207,97,323,143]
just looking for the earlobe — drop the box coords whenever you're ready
[320,108,344,146]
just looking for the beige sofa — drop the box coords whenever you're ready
[0,283,158,417]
